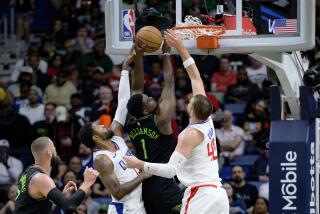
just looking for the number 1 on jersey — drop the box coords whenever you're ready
[207,138,218,160]
[141,139,148,159]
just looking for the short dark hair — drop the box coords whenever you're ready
[192,94,213,121]
[127,94,144,118]
[78,123,95,149]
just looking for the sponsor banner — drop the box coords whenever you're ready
[270,120,316,213]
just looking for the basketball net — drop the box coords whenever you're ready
[172,16,225,49]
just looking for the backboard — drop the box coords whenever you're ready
[105,0,315,55]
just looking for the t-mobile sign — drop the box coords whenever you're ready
[270,120,316,213]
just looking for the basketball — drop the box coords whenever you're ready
[136,26,163,53]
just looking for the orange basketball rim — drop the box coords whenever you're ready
[172,25,226,49]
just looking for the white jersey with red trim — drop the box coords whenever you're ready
[93,136,145,214]
[177,118,221,187]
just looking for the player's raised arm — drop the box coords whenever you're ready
[111,47,135,136]
[131,41,146,94]
[164,29,206,97]
[156,42,176,130]
[94,154,150,200]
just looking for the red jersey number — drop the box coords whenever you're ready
[207,139,218,160]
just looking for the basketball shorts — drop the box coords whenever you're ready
[143,176,183,214]
[180,183,229,214]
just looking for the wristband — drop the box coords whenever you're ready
[163,53,170,56]
[183,57,195,69]
[121,70,129,76]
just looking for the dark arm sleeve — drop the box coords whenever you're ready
[47,188,86,214]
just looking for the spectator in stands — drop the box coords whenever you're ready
[246,58,267,88]
[175,67,191,97]
[68,156,83,181]
[70,93,87,119]
[63,39,83,68]
[11,46,48,84]
[225,66,260,104]
[216,110,245,162]
[63,170,79,187]
[12,84,31,112]
[223,181,247,214]
[33,102,56,137]
[78,143,93,173]
[0,139,23,185]
[81,67,105,106]
[76,0,93,25]
[232,165,258,213]
[44,71,77,107]
[47,18,67,50]
[75,203,88,214]
[58,4,80,37]
[19,89,45,124]
[47,54,63,78]
[89,85,115,125]
[105,65,121,93]
[7,66,42,99]
[0,184,17,214]
[40,37,56,63]
[252,197,269,214]
[0,96,34,168]
[89,5,105,39]
[175,97,189,132]
[83,188,101,214]
[194,55,219,87]
[253,146,269,200]
[241,99,270,146]
[80,40,113,74]
[52,105,84,160]
[73,27,95,54]
[211,56,237,92]
[10,0,35,43]
[145,61,163,99]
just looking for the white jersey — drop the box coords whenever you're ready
[93,136,145,214]
[177,118,221,187]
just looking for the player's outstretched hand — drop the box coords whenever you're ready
[62,181,77,197]
[123,44,136,70]
[134,37,146,56]
[83,167,99,186]
[164,29,184,51]
[124,156,144,170]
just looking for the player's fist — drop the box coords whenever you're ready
[124,156,144,170]
[83,167,99,186]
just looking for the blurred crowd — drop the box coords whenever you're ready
[0,0,319,214]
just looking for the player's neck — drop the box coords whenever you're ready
[34,161,51,175]
[189,117,205,124]
[96,139,117,152]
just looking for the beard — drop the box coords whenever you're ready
[50,154,62,170]
[105,129,114,139]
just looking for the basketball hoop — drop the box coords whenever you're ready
[172,16,225,49]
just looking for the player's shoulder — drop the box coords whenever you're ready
[179,127,203,142]
[30,172,54,187]
[94,154,114,172]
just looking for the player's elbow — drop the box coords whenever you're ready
[112,191,125,201]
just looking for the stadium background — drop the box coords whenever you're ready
[0,0,319,213]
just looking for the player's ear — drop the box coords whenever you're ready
[143,108,149,115]
[92,135,99,142]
